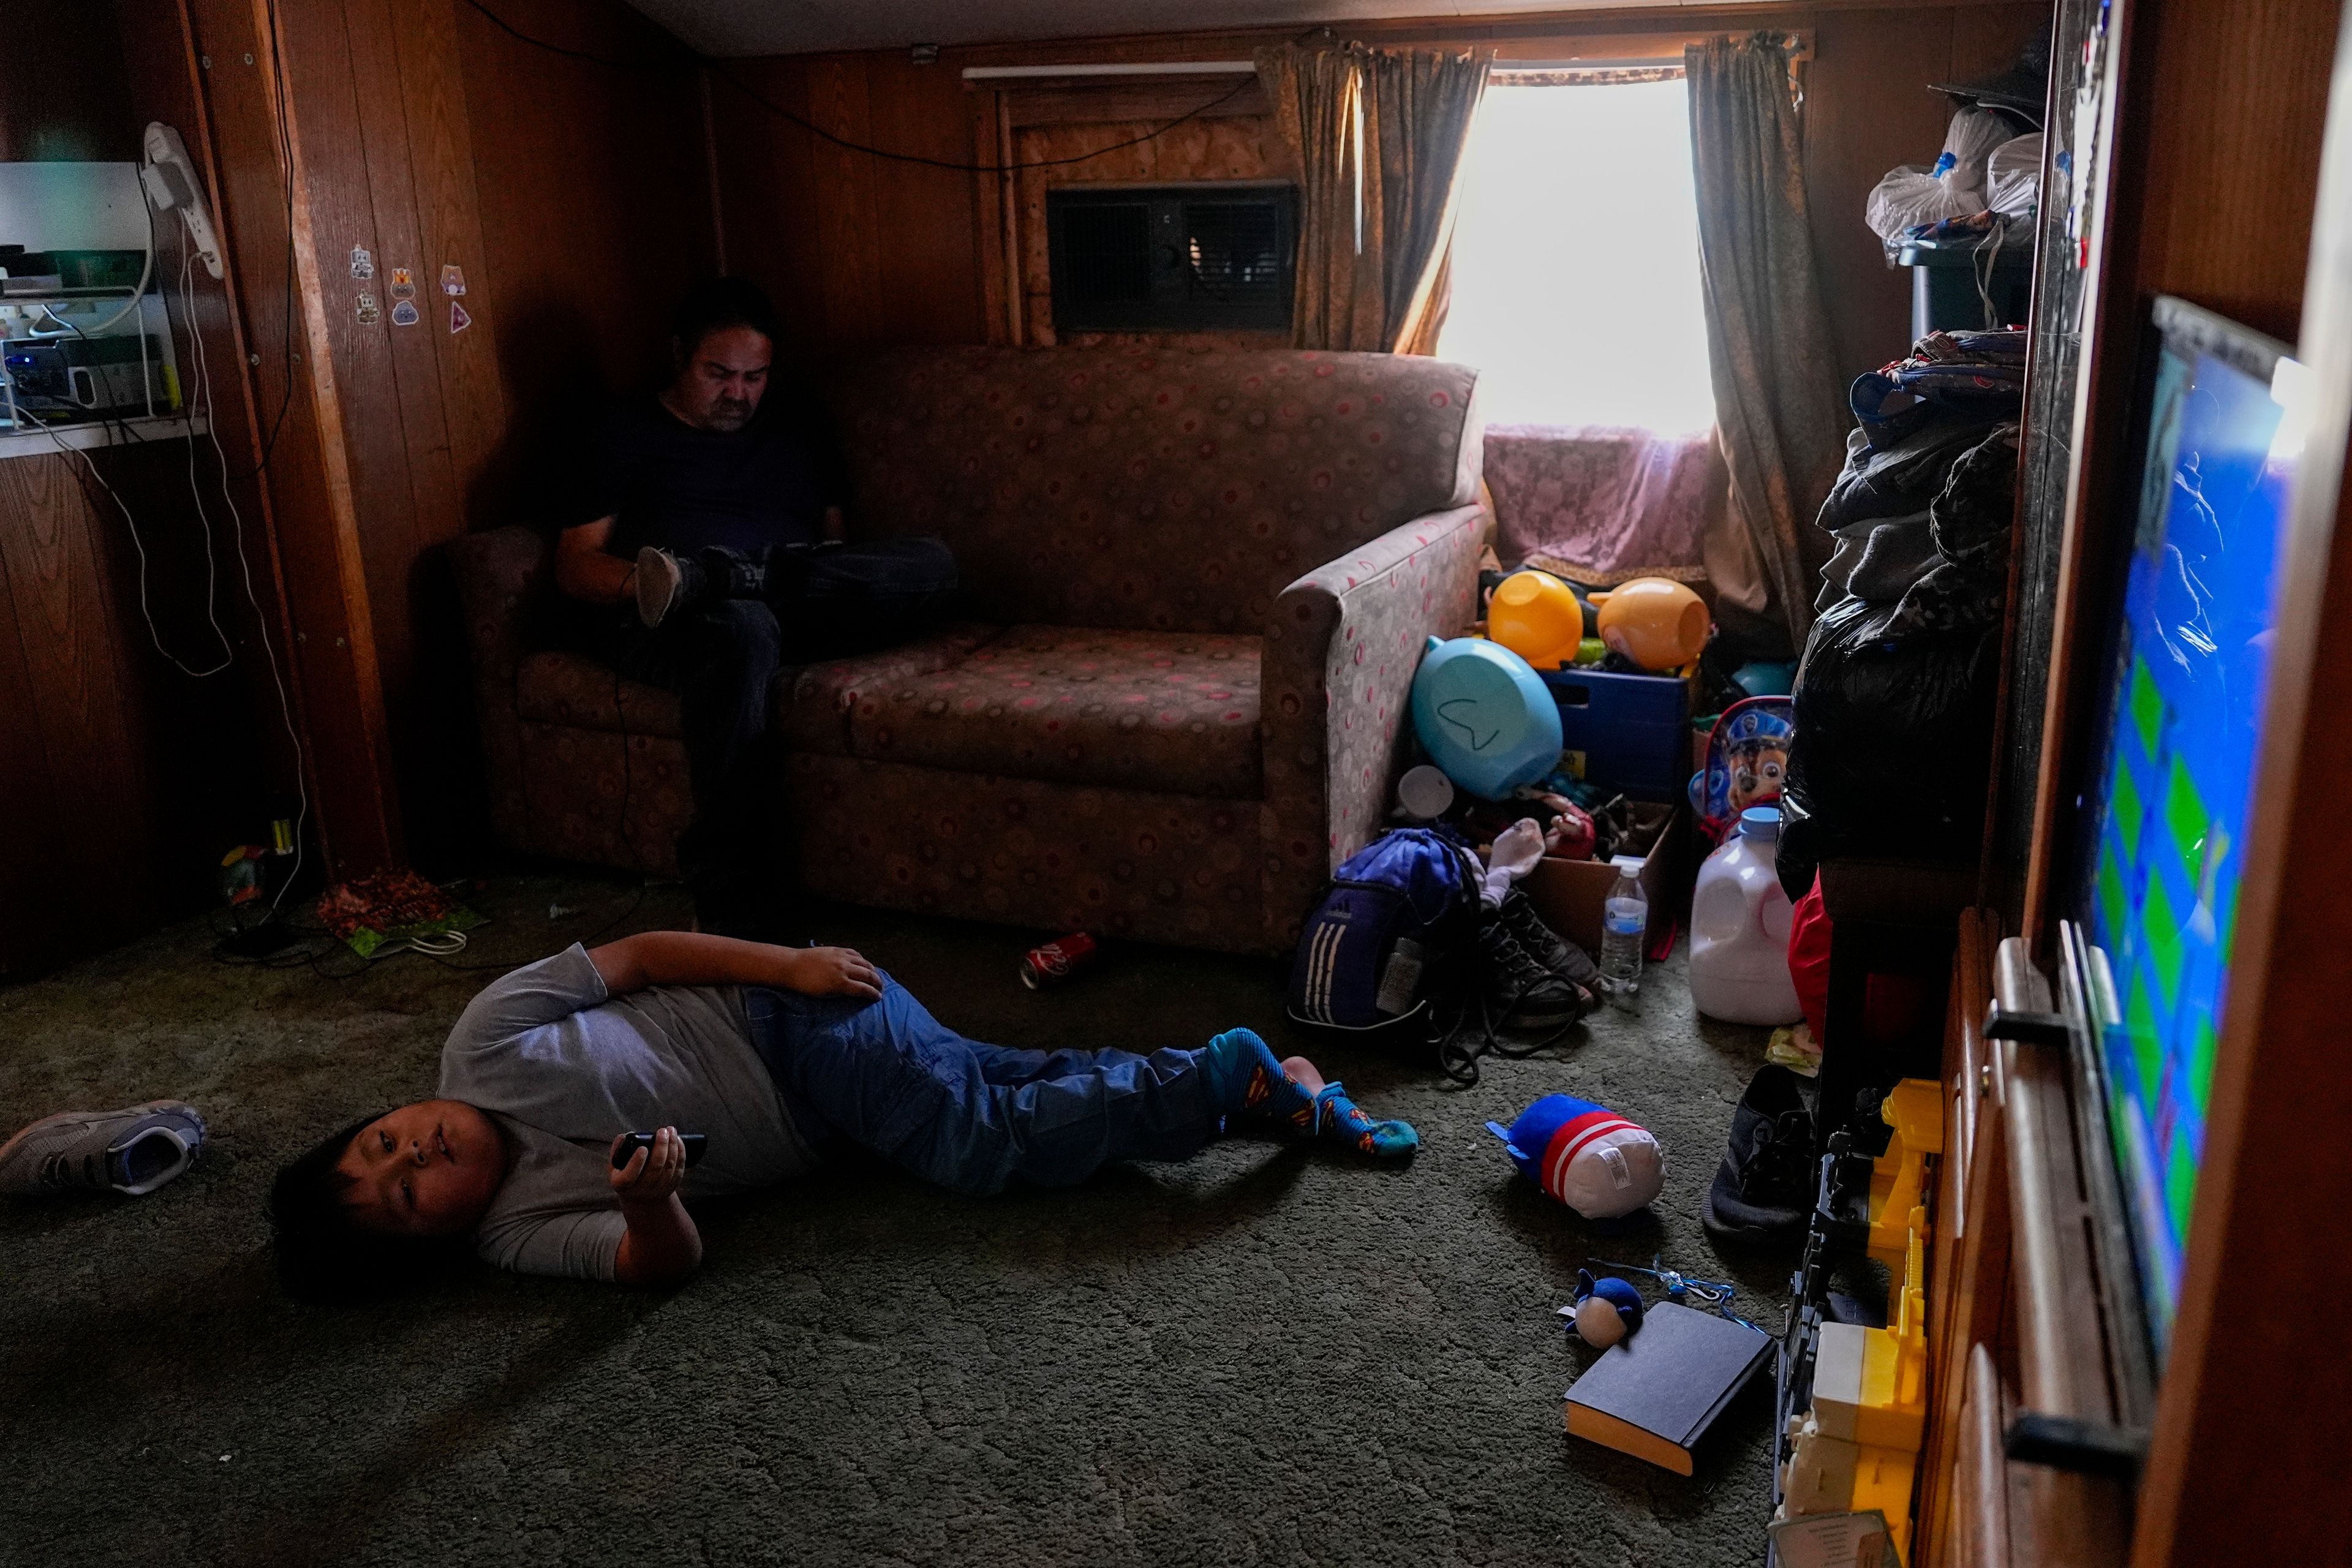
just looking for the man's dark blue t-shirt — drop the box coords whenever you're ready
[576,396,846,559]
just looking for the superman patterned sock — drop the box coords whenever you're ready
[1306,1082,1420,1160]
[1204,1027,1314,1123]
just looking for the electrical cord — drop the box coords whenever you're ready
[458,0,1264,175]
[176,199,313,921]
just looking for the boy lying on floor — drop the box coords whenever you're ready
[270,932,1416,1295]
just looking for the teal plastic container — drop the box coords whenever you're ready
[1409,636,1563,800]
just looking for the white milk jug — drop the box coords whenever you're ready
[1687,807,1803,1026]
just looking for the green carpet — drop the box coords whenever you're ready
[0,873,1787,1566]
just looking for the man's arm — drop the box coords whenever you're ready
[587,930,883,1002]
[555,517,636,605]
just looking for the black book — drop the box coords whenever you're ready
[1562,1302,1773,1474]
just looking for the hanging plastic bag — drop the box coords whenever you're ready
[1987,133,2044,218]
[1776,600,2002,900]
[1864,107,2018,249]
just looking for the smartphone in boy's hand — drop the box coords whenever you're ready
[611,1131,707,1169]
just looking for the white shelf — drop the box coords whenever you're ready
[0,411,210,461]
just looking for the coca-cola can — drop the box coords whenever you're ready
[1020,932,1098,990]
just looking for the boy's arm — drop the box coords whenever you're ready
[609,1127,701,1287]
[587,931,881,1001]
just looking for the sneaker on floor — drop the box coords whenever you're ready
[1474,914,1589,1035]
[1702,1064,1817,1245]
[634,546,698,629]
[1496,892,1602,1012]
[0,1101,208,1197]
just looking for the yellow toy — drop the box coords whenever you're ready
[1867,1078,1943,1276]
[1487,570,1588,671]
[1589,577,1709,671]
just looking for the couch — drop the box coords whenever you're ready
[451,345,1488,954]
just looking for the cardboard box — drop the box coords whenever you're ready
[1523,797,1691,955]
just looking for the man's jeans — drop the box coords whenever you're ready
[745,975,1229,1195]
[594,537,959,904]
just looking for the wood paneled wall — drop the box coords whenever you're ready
[166,0,717,870]
[712,2,2048,388]
[707,53,982,358]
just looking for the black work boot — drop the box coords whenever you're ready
[1702,1063,1819,1246]
[1496,891,1603,1012]
[635,545,769,629]
[1475,914,1590,1035]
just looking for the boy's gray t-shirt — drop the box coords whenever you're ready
[437,943,819,1280]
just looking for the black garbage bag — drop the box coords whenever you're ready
[1778,423,2018,900]
[1777,602,2002,899]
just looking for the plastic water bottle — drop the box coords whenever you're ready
[1600,859,1648,1008]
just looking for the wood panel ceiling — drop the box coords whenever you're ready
[619,0,1814,58]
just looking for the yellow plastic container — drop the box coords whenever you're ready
[1589,577,1708,671]
[1487,570,1586,671]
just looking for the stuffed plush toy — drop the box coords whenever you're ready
[1485,1094,1665,1219]
[1567,1268,1646,1348]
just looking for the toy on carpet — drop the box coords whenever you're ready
[1409,635,1564,800]
[1588,576,1709,671]
[1562,1267,1647,1348]
[1591,1253,1764,1333]
[315,870,484,959]
[1485,1094,1665,1219]
[1486,569,1594,671]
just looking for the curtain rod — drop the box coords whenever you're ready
[964,56,1703,84]
[960,56,1690,83]
[962,63,1255,80]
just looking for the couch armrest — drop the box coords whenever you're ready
[448,526,551,849]
[1259,500,1491,946]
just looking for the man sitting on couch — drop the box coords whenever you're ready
[554,277,958,925]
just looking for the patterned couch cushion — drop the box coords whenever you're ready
[515,650,684,739]
[776,622,1003,755]
[831,346,1483,635]
[514,626,1001,753]
[846,625,1262,800]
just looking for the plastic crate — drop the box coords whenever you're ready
[1540,667,1691,801]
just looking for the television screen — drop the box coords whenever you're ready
[2073,298,2307,1356]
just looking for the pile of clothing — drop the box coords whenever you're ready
[1776,330,2026,899]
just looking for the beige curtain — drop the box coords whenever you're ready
[1256,44,1490,353]
[1686,32,1850,655]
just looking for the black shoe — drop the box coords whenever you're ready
[1702,1064,1819,1245]
[1474,914,1589,1035]
[1496,892,1602,1011]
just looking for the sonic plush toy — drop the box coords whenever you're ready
[1486,1094,1665,1219]
[1567,1268,1647,1348]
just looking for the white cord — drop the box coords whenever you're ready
[180,214,311,920]
[13,401,232,677]
[167,233,236,674]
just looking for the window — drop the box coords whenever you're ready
[1438,78,1715,434]
[1047,184,1297,333]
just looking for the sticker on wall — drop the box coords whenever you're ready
[439,264,467,297]
[389,266,416,300]
[448,301,473,335]
[355,292,381,325]
[390,298,420,328]
[349,246,374,281]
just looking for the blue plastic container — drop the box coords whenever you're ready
[1540,667,1691,801]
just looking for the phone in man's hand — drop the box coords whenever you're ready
[610,1131,707,1169]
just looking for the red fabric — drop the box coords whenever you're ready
[1788,872,1831,1045]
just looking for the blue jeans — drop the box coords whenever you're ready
[745,975,1229,1196]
